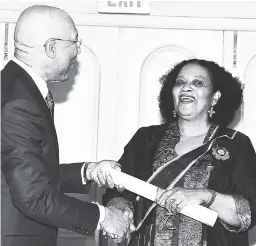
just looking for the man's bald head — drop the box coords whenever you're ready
[15,5,76,47]
[13,5,80,83]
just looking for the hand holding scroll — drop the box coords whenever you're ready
[107,169,218,227]
[86,160,124,191]
[156,187,216,215]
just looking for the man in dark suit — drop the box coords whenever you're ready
[1,5,134,246]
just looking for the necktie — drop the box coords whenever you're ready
[45,90,55,117]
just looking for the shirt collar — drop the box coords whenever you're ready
[12,57,48,99]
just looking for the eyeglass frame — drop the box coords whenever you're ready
[43,38,82,48]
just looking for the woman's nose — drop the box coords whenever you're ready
[181,83,192,91]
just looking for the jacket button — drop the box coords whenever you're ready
[83,228,89,234]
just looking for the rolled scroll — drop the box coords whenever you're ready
[108,169,218,227]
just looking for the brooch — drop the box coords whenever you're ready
[212,145,230,161]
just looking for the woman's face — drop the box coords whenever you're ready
[172,63,214,121]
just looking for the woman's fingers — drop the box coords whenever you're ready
[157,187,205,215]
[122,208,136,233]
[175,200,187,214]
[163,188,187,214]
[157,189,174,206]
[157,187,202,214]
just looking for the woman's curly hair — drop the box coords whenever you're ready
[158,59,243,126]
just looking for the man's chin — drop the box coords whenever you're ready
[61,76,71,82]
[49,70,76,83]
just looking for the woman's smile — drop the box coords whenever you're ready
[179,94,196,103]
[172,63,213,119]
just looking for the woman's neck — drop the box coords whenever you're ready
[178,118,211,138]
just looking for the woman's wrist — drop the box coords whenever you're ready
[200,189,217,208]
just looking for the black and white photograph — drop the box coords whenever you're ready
[1,1,256,246]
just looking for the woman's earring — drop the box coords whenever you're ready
[208,105,215,118]
[173,109,177,118]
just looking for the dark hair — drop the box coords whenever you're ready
[158,59,243,126]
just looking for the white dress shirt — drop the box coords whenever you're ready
[11,57,105,228]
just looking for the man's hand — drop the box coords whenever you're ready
[86,160,124,191]
[100,206,135,244]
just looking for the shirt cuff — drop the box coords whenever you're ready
[81,162,88,185]
[93,203,106,230]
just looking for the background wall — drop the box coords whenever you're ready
[1,1,256,246]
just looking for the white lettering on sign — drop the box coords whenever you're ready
[108,1,141,7]
[98,0,150,14]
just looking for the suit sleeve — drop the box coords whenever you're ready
[59,162,91,194]
[1,98,99,236]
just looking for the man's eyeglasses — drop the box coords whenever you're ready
[43,38,82,48]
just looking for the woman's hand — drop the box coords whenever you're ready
[101,207,135,243]
[157,187,210,214]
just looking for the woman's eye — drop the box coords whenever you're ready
[193,80,205,87]
[175,80,185,86]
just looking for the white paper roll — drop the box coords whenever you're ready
[108,169,218,227]
[180,204,217,227]
[108,169,158,201]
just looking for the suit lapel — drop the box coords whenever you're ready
[7,61,59,155]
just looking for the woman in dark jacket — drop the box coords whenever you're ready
[103,59,256,246]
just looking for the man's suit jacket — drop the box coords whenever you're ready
[1,61,100,246]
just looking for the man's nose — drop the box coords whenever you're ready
[77,46,81,55]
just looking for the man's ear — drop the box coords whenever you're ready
[45,39,56,59]
[212,90,221,106]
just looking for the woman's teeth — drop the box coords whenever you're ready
[180,96,195,103]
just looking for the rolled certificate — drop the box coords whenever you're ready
[108,169,218,227]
